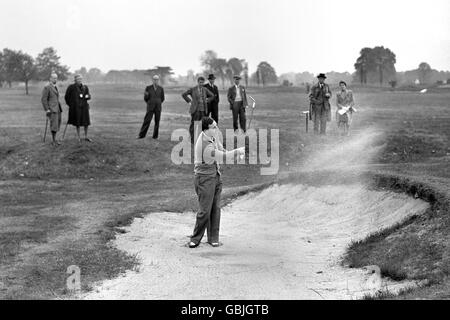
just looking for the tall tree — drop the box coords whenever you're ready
[354,47,371,85]
[354,46,396,86]
[200,50,218,73]
[211,58,228,89]
[226,57,245,83]
[418,62,432,84]
[1,48,19,88]
[15,51,36,95]
[372,46,396,86]
[256,61,278,86]
[145,66,174,85]
[35,47,70,81]
[0,51,4,87]
[243,62,249,87]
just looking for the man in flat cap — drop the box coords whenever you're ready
[64,74,92,142]
[309,73,332,135]
[204,74,220,124]
[41,73,63,146]
[227,75,248,135]
[182,76,214,144]
[138,75,165,139]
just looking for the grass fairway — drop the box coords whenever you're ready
[1,84,449,299]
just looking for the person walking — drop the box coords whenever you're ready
[336,81,356,136]
[138,75,165,139]
[309,73,332,135]
[189,117,245,248]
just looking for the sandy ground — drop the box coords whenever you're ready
[83,129,430,300]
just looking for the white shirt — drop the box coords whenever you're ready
[235,85,242,102]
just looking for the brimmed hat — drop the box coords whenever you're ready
[233,75,242,80]
[207,74,216,80]
[152,75,160,80]
[317,73,327,79]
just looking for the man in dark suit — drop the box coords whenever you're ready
[309,73,332,135]
[204,74,220,124]
[41,73,62,146]
[182,77,214,143]
[138,75,165,139]
[227,75,248,134]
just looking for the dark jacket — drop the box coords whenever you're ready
[144,85,165,111]
[182,86,214,114]
[65,83,91,109]
[204,83,219,105]
[309,83,332,121]
[65,83,91,126]
[227,85,248,109]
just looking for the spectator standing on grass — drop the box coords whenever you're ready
[227,75,249,135]
[182,77,214,144]
[137,75,165,140]
[188,117,245,248]
[64,74,92,142]
[336,81,355,136]
[309,73,332,135]
[204,74,220,124]
[41,73,62,146]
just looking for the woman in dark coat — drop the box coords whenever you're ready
[65,74,92,142]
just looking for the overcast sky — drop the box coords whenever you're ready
[1,0,449,76]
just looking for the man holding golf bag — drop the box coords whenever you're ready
[41,73,63,146]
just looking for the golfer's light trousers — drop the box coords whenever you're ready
[191,174,222,244]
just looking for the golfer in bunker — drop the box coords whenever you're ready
[189,117,245,248]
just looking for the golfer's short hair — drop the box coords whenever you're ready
[197,76,205,82]
[202,117,214,131]
[339,81,347,86]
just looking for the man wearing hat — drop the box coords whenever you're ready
[64,74,92,142]
[204,74,220,124]
[138,75,165,139]
[227,75,248,134]
[182,76,215,143]
[309,73,332,135]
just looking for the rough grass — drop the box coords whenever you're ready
[343,174,450,299]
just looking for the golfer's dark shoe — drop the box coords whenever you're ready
[188,241,199,248]
[136,136,145,140]
[85,138,93,142]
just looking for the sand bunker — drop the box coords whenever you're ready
[83,183,428,300]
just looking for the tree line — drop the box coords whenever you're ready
[200,50,278,89]
[2,45,449,94]
[0,47,69,94]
